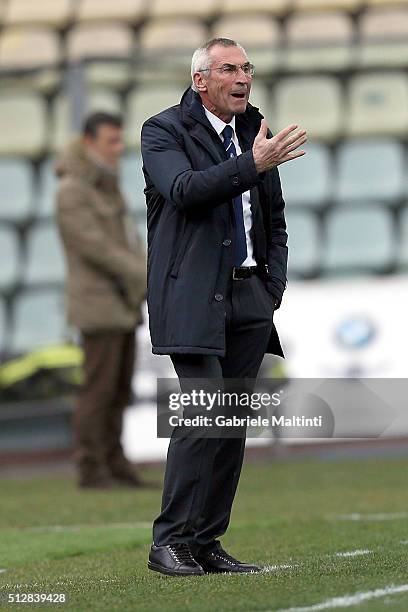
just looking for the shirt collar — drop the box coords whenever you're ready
[202,105,236,137]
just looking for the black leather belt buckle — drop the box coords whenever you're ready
[232,266,254,280]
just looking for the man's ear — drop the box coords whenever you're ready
[193,72,207,93]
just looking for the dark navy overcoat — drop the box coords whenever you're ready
[141,87,288,357]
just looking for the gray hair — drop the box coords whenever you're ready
[191,38,247,92]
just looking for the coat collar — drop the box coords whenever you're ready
[179,87,264,160]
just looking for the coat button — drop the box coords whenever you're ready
[231,175,240,185]
[222,239,231,246]
[214,293,224,301]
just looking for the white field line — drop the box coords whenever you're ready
[274,584,408,612]
[334,512,408,522]
[335,549,372,558]
[0,569,6,574]
[10,522,152,533]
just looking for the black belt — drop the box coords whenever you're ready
[232,264,269,280]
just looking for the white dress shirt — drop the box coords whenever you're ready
[203,105,257,267]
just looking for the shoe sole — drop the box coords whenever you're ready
[147,561,205,577]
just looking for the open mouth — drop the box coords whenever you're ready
[231,92,246,99]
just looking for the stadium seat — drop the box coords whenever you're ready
[275,76,343,141]
[211,16,281,75]
[0,93,47,157]
[4,0,73,28]
[24,221,66,285]
[0,159,33,222]
[396,206,408,270]
[220,0,289,16]
[366,0,408,5]
[125,85,185,149]
[335,139,405,204]
[87,89,122,113]
[76,0,146,23]
[149,0,218,19]
[51,94,78,154]
[50,89,122,153]
[0,26,60,92]
[10,289,66,353]
[67,24,133,88]
[248,83,272,124]
[285,11,354,72]
[137,19,207,81]
[347,72,408,137]
[0,225,21,290]
[121,153,147,213]
[358,8,408,68]
[278,141,332,208]
[37,158,57,219]
[0,1,5,24]
[323,205,394,273]
[0,26,60,69]
[135,212,147,246]
[293,0,362,12]
[286,209,320,277]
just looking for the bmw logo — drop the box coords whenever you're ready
[335,316,377,349]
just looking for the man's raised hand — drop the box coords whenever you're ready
[252,120,307,174]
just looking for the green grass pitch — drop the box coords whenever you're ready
[1,456,408,611]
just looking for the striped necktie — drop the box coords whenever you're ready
[222,125,248,266]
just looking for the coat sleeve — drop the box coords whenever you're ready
[141,117,262,213]
[56,181,147,291]
[264,166,288,309]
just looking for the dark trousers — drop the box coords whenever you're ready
[73,330,136,474]
[153,273,275,553]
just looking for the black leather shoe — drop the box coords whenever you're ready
[148,543,205,577]
[195,541,261,574]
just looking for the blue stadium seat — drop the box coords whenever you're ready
[37,158,57,219]
[24,221,66,285]
[0,225,20,290]
[278,141,332,208]
[10,288,66,353]
[286,209,320,277]
[335,139,405,204]
[323,205,394,274]
[121,153,146,213]
[0,159,33,222]
[133,211,147,246]
[396,206,408,270]
[347,72,408,137]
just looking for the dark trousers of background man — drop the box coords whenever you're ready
[73,330,136,481]
[153,273,275,554]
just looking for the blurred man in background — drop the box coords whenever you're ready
[56,112,148,489]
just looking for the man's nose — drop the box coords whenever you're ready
[235,74,247,85]
[236,70,250,83]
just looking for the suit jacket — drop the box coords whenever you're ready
[141,86,288,357]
